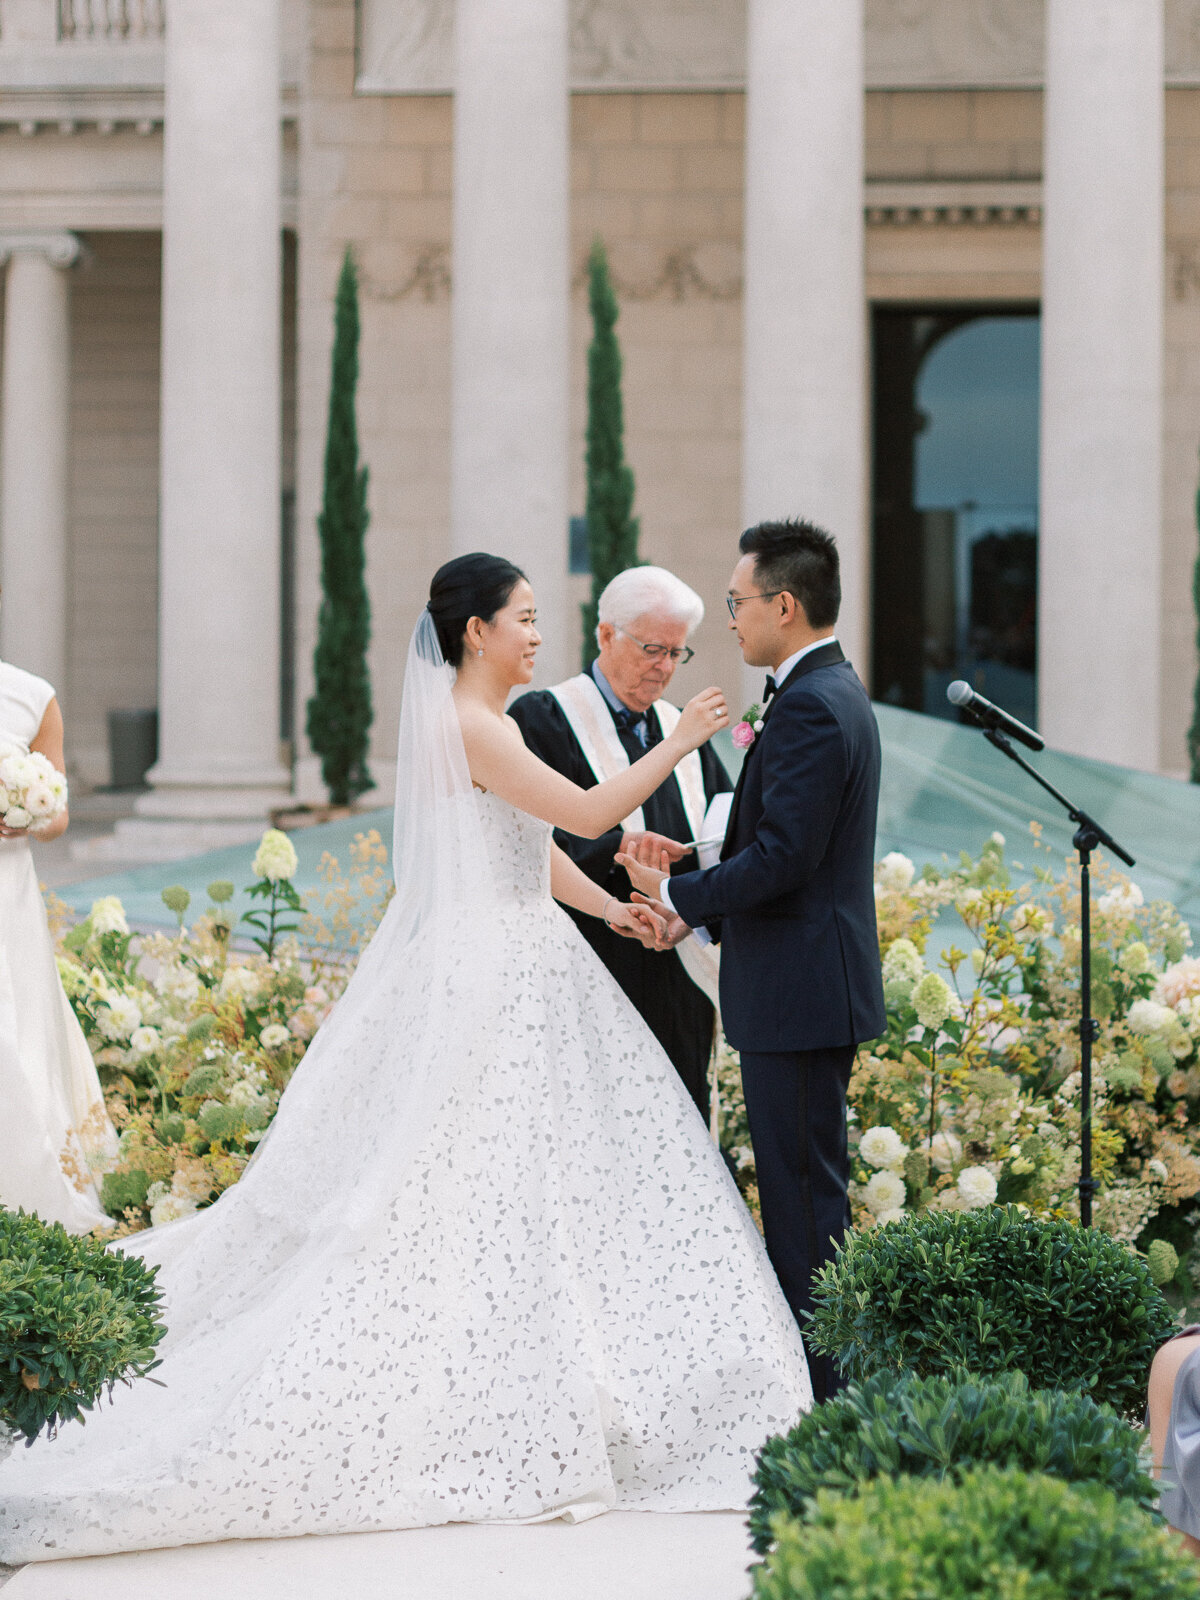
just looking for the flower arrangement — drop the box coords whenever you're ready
[55,832,393,1232]
[731,702,765,752]
[0,745,67,831]
[717,827,1200,1298]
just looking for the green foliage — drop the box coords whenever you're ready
[580,239,640,668]
[240,875,303,961]
[307,247,373,806]
[752,1467,1195,1600]
[0,1209,164,1442]
[806,1206,1176,1419]
[747,1370,1155,1555]
[100,1168,151,1215]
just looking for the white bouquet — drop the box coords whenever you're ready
[0,744,68,831]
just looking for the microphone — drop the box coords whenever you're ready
[947,680,1044,753]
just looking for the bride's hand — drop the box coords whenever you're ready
[615,849,670,902]
[673,688,729,753]
[605,900,668,950]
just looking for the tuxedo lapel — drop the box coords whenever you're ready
[720,641,847,859]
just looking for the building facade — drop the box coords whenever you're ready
[0,0,1196,836]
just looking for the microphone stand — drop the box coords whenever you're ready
[965,721,1135,1228]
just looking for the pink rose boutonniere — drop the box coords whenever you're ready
[731,702,765,751]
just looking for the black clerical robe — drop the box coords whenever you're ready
[508,687,732,1119]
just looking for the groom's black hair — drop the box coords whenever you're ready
[739,519,840,630]
[428,552,527,667]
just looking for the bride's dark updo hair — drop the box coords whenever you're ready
[428,552,527,667]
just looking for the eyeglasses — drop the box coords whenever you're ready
[615,627,694,666]
[726,591,784,620]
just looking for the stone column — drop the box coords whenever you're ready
[1040,0,1164,768]
[450,0,570,684]
[137,0,288,831]
[740,0,867,690]
[0,233,79,694]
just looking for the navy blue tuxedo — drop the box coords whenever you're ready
[669,640,885,1399]
[669,641,886,1051]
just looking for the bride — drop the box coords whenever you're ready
[0,554,811,1564]
[0,647,117,1233]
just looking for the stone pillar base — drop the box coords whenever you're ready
[134,775,291,823]
[70,816,272,866]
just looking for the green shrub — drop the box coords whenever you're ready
[807,1206,1175,1418]
[752,1467,1195,1600]
[99,1168,151,1216]
[0,1208,164,1442]
[748,1370,1156,1554]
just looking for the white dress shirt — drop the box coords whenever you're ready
[658,635,838,928]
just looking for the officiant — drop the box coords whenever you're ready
[510,567,732,1118]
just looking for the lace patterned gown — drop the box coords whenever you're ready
[0,792,811,1563]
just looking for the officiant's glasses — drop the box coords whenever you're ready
[726,591,784,619]
[614,627,694,666]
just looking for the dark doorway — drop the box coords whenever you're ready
[871,306,1040,727]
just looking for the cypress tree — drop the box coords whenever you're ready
[1191,460,1200,782]
[307,248,373,806]
[581,239,641,669]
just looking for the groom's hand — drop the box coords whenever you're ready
[615,848,670,902]
[618,830,691,868]
[631,892,691,949]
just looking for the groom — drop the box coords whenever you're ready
[619,519,885,1401]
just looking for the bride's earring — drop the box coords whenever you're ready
[477,649,484,657]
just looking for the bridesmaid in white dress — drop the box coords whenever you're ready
[0,654,117,1233]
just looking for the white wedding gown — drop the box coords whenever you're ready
[0,659,116,1234]
[0,786,810,1564]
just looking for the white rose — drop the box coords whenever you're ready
[130,1025,161,1056]
[859,1126,910,1172]
[957,1165,999,1209]
[259,1023,291,1051]
[252,828,299,884]
[22,781,57,820]
[90,895,130,936]
[876,852,916,893]
[927,1131,963,1173]
[864,1170,906,1216]
[96,991,142,1041]
[3,806,31,829]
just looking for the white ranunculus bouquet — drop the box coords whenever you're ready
[0,743,67,831]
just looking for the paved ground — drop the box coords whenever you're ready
[2,1513,757,1600]
[29,791,140,890]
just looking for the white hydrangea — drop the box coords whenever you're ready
[252,828,299,884]
[129,1025,161,1056]
[149,1192,198,1228]
[219,965,262,1006]
[957,1165,999,1209]
[882,939,924,986]
[859,1126,910,1172]
[1127,999,1178,1039]
[259,1023,291,1051]
[90,895,129,937]
[864,1170,906,1216]
[988,832,1006,849]
[1099,881,1144,918]
[913,972,954,1032]
[876,852,916,893]
[96,990,142,1042]
[226,1079,267,1110]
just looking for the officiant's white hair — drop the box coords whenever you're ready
[596,566,705,640]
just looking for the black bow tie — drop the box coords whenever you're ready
[763,675,777,702]
[614,706,647,736]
